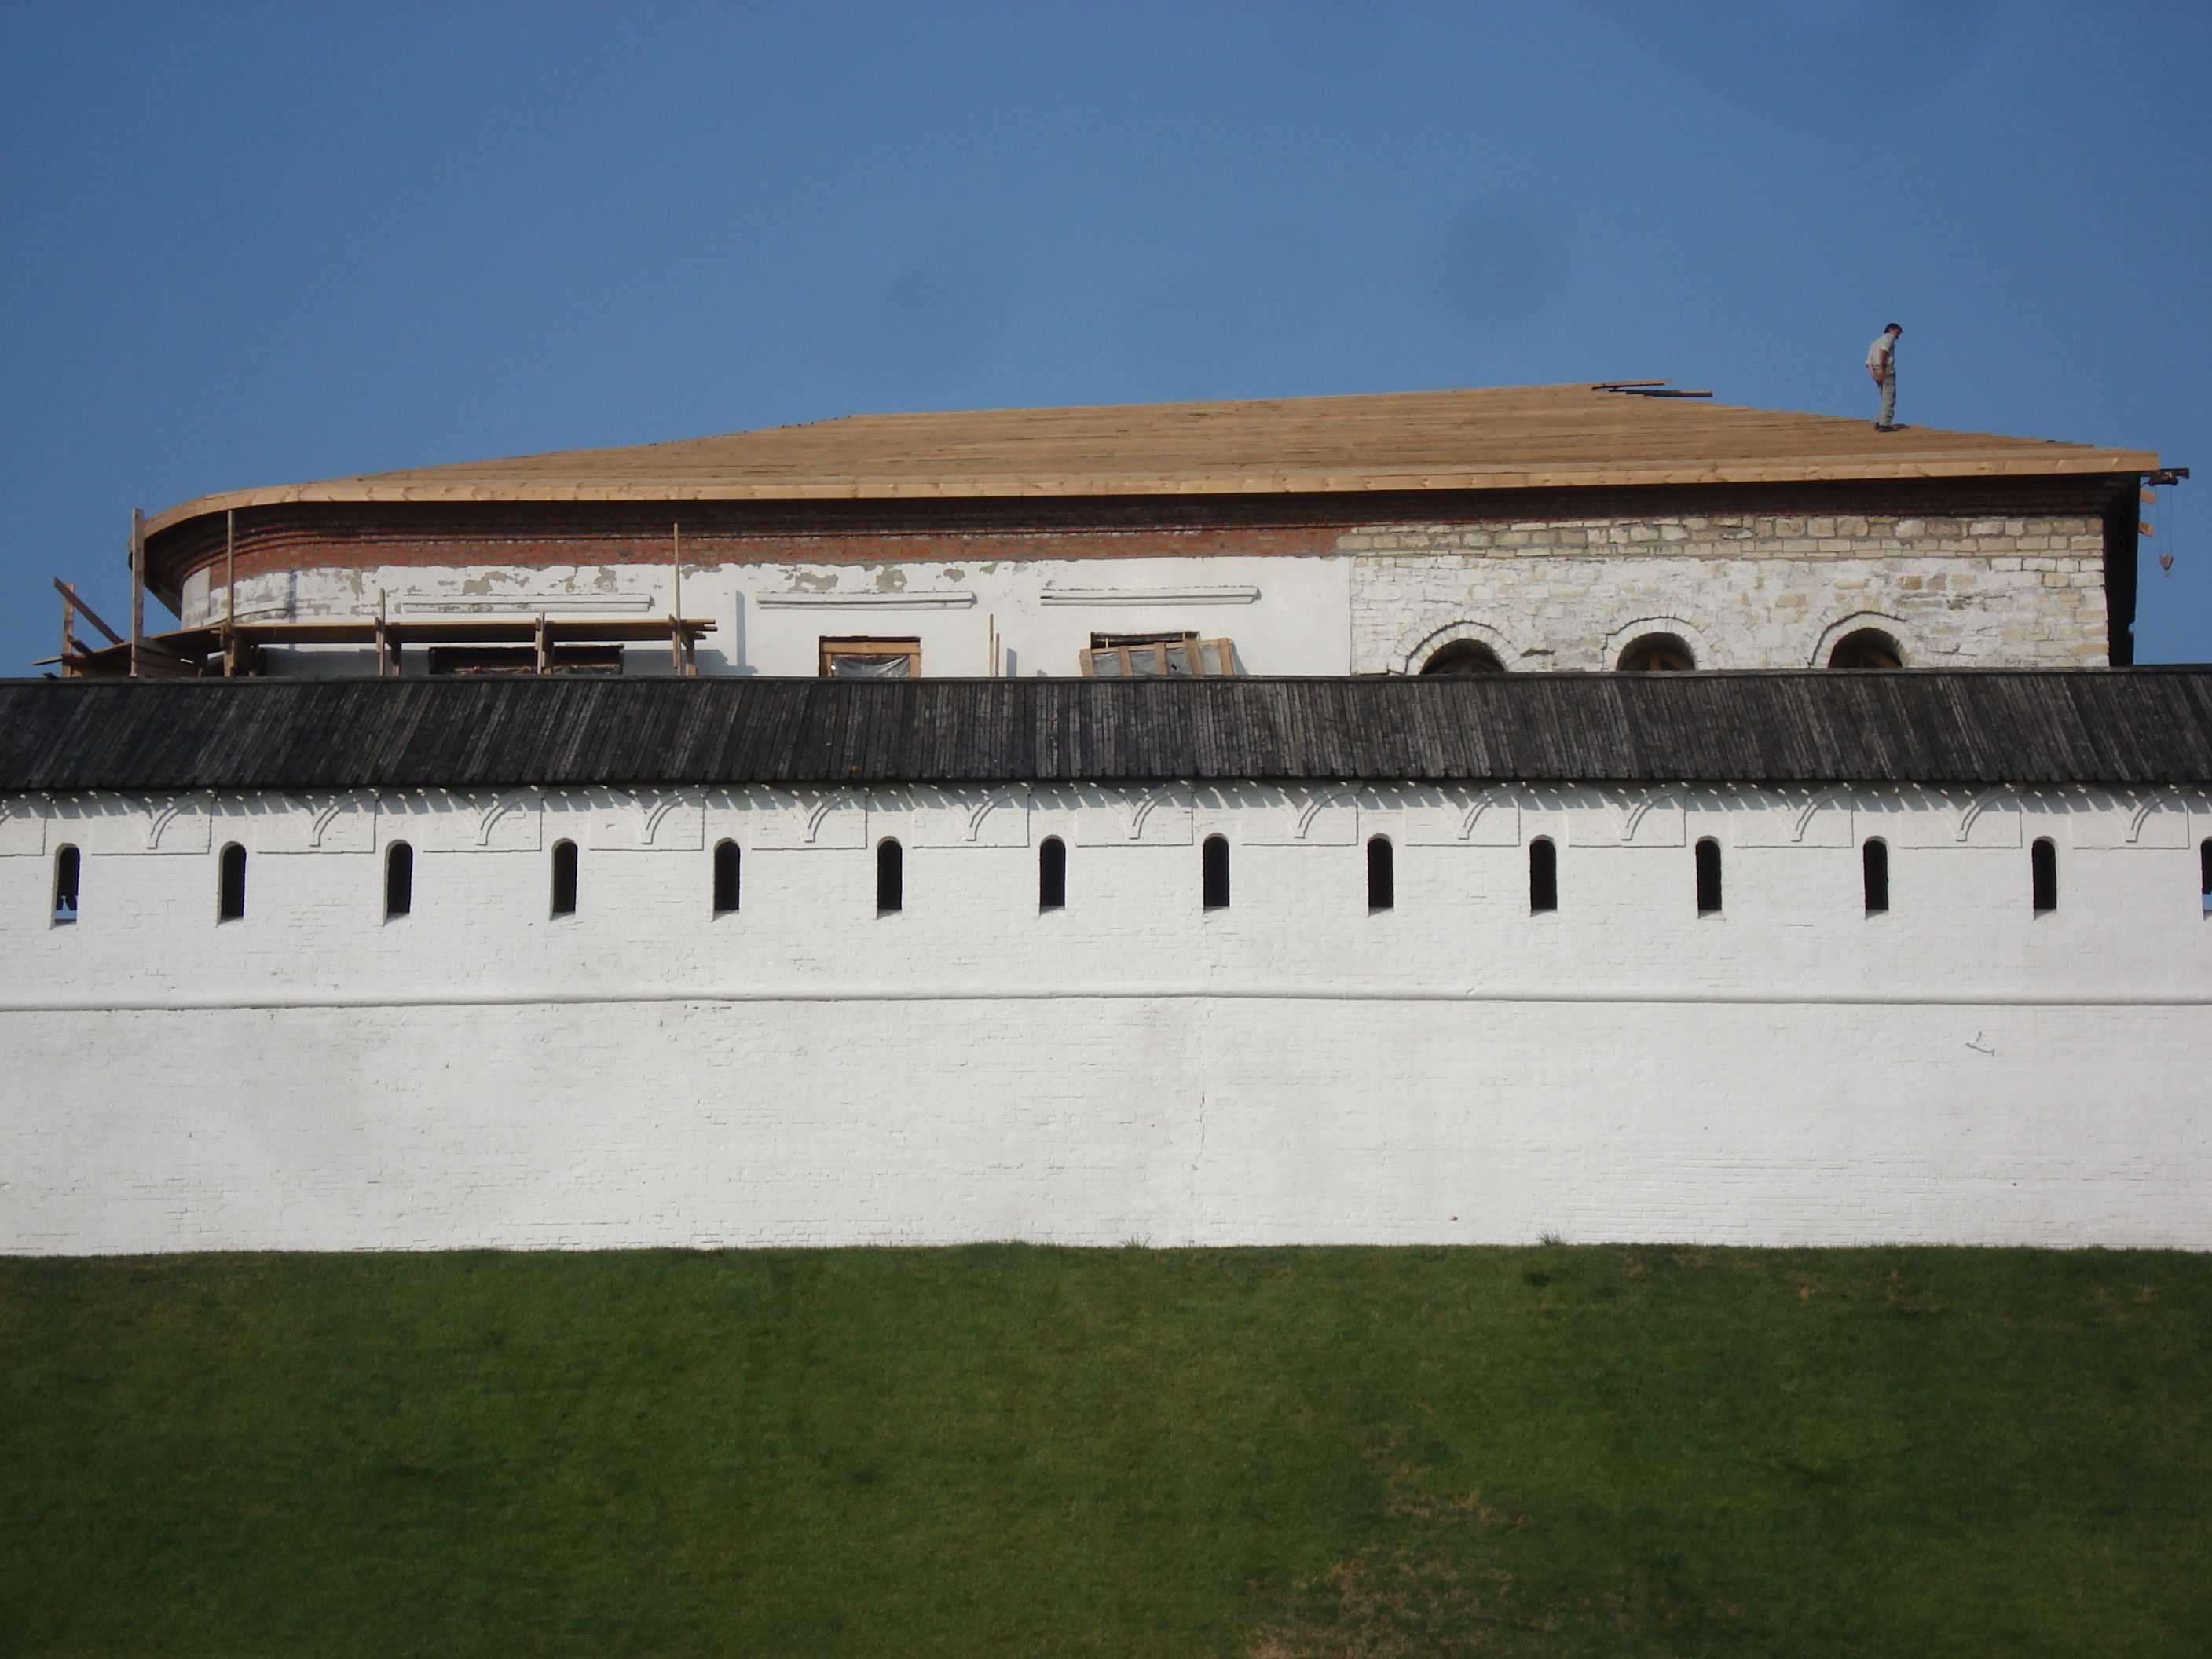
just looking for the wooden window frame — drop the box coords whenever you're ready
[1080,637,1234,677]
[1618,634,1697,672]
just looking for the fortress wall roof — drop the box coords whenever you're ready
[6,669,2208,793]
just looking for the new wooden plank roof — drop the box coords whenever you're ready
[144,384,2159,537]
[6,671,2207,791]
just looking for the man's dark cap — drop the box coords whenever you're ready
[1885,322,1903,332]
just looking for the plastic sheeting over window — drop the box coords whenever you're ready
[820,638,920,678]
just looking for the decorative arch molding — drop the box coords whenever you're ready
[1792,785,1855,844]
[1600,615,1722,672]
[1615,791,1687,846]
[1619,795,1663,842]
[1294,786,1359,840]
[1395,617,1537,676]
[1457,786,1518,842]
[962,786,1030,843]
[2126,790,2182,844]
[1954,787,2019,844]
[1807,610,1921,669]
[617,790,698,847]
[142,800,187,851]
[297,794,382,849]
[1119,785,1185,842]
[475,790,540,848]
[802,794,854,845]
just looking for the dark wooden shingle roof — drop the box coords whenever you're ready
[2,671,2208,792]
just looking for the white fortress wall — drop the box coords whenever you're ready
[3,783,2207,1254]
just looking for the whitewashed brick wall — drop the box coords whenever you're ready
[3,782,2205,1254]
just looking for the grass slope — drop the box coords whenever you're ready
[2,1245,2208,1657]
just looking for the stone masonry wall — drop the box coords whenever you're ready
[1348,514,2110,672]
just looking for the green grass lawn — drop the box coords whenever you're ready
[2,1244,2207,1657]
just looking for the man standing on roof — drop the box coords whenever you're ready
[1867,323,1902,430]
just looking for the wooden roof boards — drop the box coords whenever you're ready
[5,670,2208,792]
[143,384,2161,537]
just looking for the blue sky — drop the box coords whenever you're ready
[2,0,2205,672]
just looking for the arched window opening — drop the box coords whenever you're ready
[1694,837,1723,914]
[1202,835,1230,910]
[52,844,80,925]
[1419,640,1504,676]
[1829,628,1903,669]
[2202,837,2211,914]
[1617,633,1696,672]
[712,839,741,914]
[1862,837,1889,914]
[1038,836,1067,911]
[385,842,413,920]
[50,849,80,928]
[876,838,903,914]
[218,843,247,921]
[1529,837,1558,913]
[1366,836,1394,910]
[2031,837,2057,914]
[550,840,578,917]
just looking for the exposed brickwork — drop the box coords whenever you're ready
[1349,513,2115,670]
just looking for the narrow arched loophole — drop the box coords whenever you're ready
[218,843,247,921]
[385,841,414,919]
[1038,837,1066,911]
[52,844,80,925]
[1694,837,1723,914]
[550,840,578,917]
[1529,837,1557,913]
[877,838,903,914]
[1201,835,1230,910]
[712,839,741,914]
[1366,836,1394,910]
[1862,837,1889,914]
